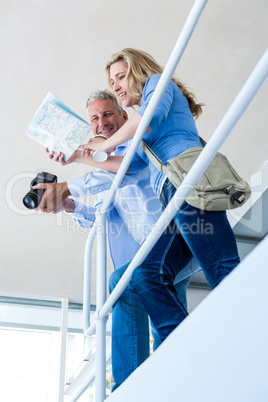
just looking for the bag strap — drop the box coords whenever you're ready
[199,136,207,147]
[141,138,247,205]
[140,136,206,172]
[140,140,168,175]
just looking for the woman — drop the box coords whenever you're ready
[84,48,240,288]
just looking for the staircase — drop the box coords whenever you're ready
[106,234,268,402]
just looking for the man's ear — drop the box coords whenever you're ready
[122,110,128,123]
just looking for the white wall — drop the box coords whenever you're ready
[1,0,268,301]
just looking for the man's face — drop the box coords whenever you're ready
[88,98,127,138]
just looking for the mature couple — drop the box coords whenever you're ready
[35,48,240,391]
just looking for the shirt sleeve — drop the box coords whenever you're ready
[67,141,150,197]
[65,200,96,229]
[137,74,174,128]
[67,167,150,198]
[116,141,148,173]
[67,170,119,197]
[128,152,148,173]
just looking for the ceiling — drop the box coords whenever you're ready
[1,0,268,304]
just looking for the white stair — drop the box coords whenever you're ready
[106,235,268,402]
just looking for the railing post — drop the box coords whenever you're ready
[96,48,268,324]
[99,0,209,215]
[83,224,97,333]
[58,297,69,402]
[95,210,108,402]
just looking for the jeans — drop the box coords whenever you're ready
[162,179,240,289]
[151,277,189,351]
[108,181,239,390]
[109,230,193,390]
[130,182,240,343]
[130,229,193,342]
[109,265,150,391]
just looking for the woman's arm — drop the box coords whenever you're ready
[81,111,144,154]
[47,147,125,173]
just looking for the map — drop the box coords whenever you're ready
[26,92,91,161]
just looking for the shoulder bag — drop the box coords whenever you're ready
[140,139,251,211]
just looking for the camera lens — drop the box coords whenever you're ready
[23,189,45,209]
[22,172,57,210]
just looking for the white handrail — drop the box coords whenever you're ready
[83,0,208,336]
[96,48,268,322]
[82,2,209,400]
[83,222,97,333]
[98,0,209,216]
[81,47,268,401]
[94,209,109,402]
[79,0,268,398]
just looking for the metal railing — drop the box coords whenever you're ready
[79,0,268,399]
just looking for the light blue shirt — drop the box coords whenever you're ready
[137,74,202,196]
[67,141,162,269]
[67,141,200,279]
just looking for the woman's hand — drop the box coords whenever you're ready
[45,145,124,172]
[86,137,114,153]
[77,144,93,157]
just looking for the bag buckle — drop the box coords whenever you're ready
[225,186,245,204]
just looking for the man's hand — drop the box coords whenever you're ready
[33,181,71,213]
[63,198,75,213]
[45,148,81,166]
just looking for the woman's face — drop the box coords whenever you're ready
[109,60,139,107]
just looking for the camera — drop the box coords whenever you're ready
[23,172,57,209]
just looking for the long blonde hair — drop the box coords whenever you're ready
[105,48,204,118]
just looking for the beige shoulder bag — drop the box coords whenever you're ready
[140,139,251,211]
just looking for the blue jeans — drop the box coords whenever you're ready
[130,229,193,342]
[109,230,193,390]
[162,179,240,289]
[151,277,189,350]
[109,265,150,391]
[130,183,240,343]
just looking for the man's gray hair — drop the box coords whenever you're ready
[86,89,123,115]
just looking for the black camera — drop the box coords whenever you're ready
[23,172,57,209]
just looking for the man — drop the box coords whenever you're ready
[34,90,199,390]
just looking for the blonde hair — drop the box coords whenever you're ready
[105,48,204,118]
